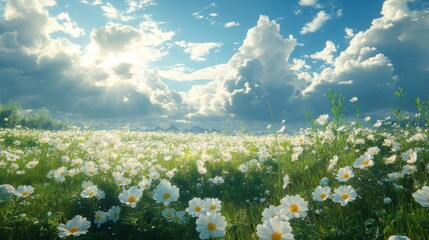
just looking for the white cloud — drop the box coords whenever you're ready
[209,13,218,17]
[186,15,306,120]
[125,0,155,14]
[300,11,331,34]
[54,12,85,38]
[224,21,240,28]
[310,40,337,64]
[299,0,318,7]
[0,0,185,121]
[81,0,102,5]
[303,0,429,115]
[101,2,134,21]
[345,27,354,38]
[175,41,222,62]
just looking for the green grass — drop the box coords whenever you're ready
[0,119,428,239]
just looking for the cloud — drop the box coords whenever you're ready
[0,0,185,123]
[303,0,429,116]
[175,41,222,62]
[80,0,102,5]
[54,12,85,38]
[299,0,320,7]
[101,2,134,21]
[300,11,331,34]
[125,0,155,13]
[310,40,337,65]
[186,16,306,122]
[345,27,354,38]
[224,21,240,28]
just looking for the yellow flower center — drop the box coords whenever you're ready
[271,231,282,240]
[207,222,216,231]
[88,191,95,197]
[166,213,172,218]
[60,171,65,176]
[195,205,202,212]
[342,173,349,179]
[128,196,136,203]
[342,193,349,200]
[163,193,170,200]
[89,170,94,175]
[320,193,327,199]
[210,205,216,211]
[289,204,299,213]
[362,160,369,166]
[69,227,78,234]
[96,215,101,220]
[21,191,29,197]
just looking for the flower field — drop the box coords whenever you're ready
[0,118,428,239]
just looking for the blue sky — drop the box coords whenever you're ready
[0,0,428,130]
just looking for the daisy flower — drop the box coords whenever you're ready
[388,235,410,240]
[384,155,397,165]
[401,149,417,164]
[81,186,101,199]
[316,114,329,126]
[107,206,121,222]
[195,212,227,240]
[256,216,294,240]
[280,194,308,219]
[412,186,429,207]
[14,185,34,198]
[353,154,374,169]
[162,208,176,222]
[171,210,187,224]
[153,180,179,206]
[186,197,207,217]
[204,198,222,213]
[335,166,354,182]
[0,184,15,201]
[332,185,358,206]
[261,205,288,222]
[138,177,152,190]
[94,210,107,228]
[312,186,331,202]
[57,215,91,238]
[118,186,143,208]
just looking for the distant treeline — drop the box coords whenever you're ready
[0,101,69,130]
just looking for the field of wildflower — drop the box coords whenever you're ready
[1,112,429,239]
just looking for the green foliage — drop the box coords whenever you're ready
[0,101,69,130]
[0,100,22,128]
[326,89,345,127]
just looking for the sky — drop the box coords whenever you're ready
[0,0,428,131]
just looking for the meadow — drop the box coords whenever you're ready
[0,108,429,239]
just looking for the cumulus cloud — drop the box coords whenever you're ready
[186,16,307,122]
[345,27,354,38]
[300,11,331,34]
[299,0,320,7]
[303,0,429,116]
[310,40,337,65]
[80,0,102,5]
[0,0,184,123]
[224,21,240,28]
[175,41,222,62]
[101,2,134,21]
